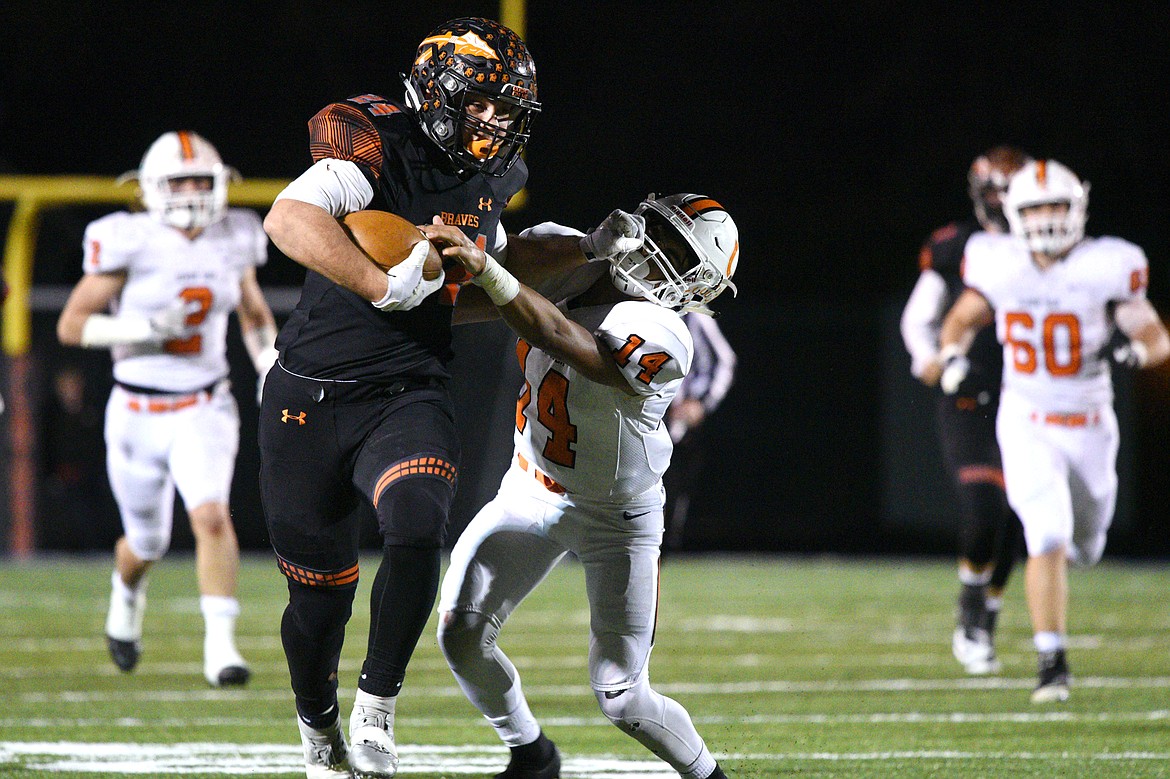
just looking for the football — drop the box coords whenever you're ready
[340,210,443,281]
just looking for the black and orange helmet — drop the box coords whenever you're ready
[404,17,540,177]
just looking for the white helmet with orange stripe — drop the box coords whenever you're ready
[1004,158,1089,257]
[124,131,235,230]
[609,193,739,315]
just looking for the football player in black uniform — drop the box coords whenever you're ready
[261,17,644,779]
[900,146,1029,676]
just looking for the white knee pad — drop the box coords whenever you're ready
[437,609,500,668]
[1023,523,1070,560]
[124,522,172,561]
[1070,530,1107,568]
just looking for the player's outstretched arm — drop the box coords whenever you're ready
[423,221,635,393]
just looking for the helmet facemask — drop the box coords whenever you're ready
[124,131,233,230]
[609,194,738,315]
[404,17,540,177]
[1004,159,1089,258]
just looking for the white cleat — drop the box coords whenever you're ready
[105,581,146,673]
[348,703,399,778]
[298,713,352,779]
[952,626,1001,675]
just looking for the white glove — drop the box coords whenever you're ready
[372,240,442,311]
[1112,341,1149,369]
[148,298,194,340]
[579,209,646,261]
[940,353,970,395]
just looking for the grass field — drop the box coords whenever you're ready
[2,552,1168,778]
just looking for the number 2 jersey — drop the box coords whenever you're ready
[514,300,694,501]
[82,209,268,392]
[962,232,1149,410]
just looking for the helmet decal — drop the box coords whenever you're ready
[404,17,540,177]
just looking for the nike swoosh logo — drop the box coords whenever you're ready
[622,510,652,520]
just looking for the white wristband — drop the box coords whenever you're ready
[474,255,521,306]
[80,314,156,347]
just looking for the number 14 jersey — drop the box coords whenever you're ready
[513,300,694,502]
[962,232,1149,410]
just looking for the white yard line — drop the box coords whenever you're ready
[17,676,1170,704]
[4,709,1170,730]
[0,742,677,777]
[2,741,1170,775]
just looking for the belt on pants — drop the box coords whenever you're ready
[1029,410,1100,427]
[516,453,568,495]
[117,379,220,413]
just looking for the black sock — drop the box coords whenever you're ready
[511,731,556,767]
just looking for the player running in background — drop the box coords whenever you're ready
[57,130,278,687]
[900,146,1029,674]
[260,17,642,778]
[424,193,737,779]
[662,312,736,552]
[939,159,1169,702]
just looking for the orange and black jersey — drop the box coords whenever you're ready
[277,93,527,384]
[918,217,1001,396]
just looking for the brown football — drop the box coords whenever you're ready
[340,210,443,281]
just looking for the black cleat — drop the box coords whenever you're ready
[107,635,141,672]
[495,734,560,779]
[1031,649,1071,703]
[213,664,251,687]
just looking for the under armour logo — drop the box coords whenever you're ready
[281,409,306,425]
[478,197,493,211]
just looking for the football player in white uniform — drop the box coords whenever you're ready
[57,131,279,687]
[422,193,736,779]
[938,159,1170,703]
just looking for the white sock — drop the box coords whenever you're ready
[486,686,541,748]
[354,688,397,717]
[1034,631,1064,654]
[200,595,240,643]
[111,569,145,601]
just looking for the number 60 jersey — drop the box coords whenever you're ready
[961,232,1150,410]
[513,300,693,502]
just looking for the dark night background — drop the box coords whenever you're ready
[2,3,1167,556]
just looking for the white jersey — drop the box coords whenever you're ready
[513,299,693,501]
[962,233,1148,410]
[82,209,268,391]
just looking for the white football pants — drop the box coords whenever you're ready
[104,383,239,561]
[438,464,714,775]
[996,390,1119,566]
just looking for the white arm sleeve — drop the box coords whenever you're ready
[490,221,509,265]
[80,314,157,347]
[899,269,948,378]
[273,158,375,218]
